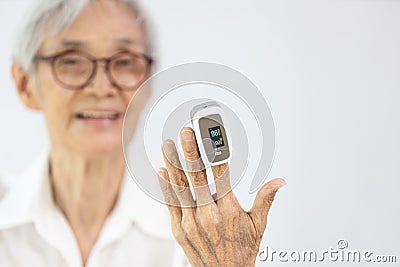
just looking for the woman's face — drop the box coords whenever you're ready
[27,0,148,156]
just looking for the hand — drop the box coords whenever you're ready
[157,127,286,267]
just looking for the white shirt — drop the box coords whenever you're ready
[0,151,189,267]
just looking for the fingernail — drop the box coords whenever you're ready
[181,128,194,141]
[162,140,175,156]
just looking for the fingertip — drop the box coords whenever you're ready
[157,167,169,179]
[162,139,176,156]
[162,139,175,148]
[180,126,194,133]
[269,178,287,188]
[180,127,195,142]
[277,178,287,187]
[258,178,286,198]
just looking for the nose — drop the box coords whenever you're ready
[85,60,117,97]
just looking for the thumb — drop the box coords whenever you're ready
[248,178,286,233]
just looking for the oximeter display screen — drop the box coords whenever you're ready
[208,126,224,148]
[198,113,230,163]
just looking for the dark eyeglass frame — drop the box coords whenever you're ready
[33,49,153,91]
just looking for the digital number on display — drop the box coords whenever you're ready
[208,126,224,148]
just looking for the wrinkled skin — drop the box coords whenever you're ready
[158,127,286,267]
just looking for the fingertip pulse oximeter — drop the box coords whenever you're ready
[190,101,231,166]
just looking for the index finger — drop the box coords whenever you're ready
[180,127,214,206]
[161,139,195,208]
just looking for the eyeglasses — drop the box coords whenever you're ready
[34,50,153,90]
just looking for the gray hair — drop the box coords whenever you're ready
[12,0,154,74]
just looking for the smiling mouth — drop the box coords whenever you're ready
[76,111,120,120]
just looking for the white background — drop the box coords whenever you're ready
[1,0,399,266]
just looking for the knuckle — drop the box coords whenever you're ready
[265,196,274,207]
[191,171,206,185]
[220,195,241,217]
[172,226,186,244]
[213,174,225,184]
[171,173,187,188]
[213,163,229,178]
[199,216,219,230]
[165,154,181,168]
[228,205,241,219]
[181,220,198,236]
[196,206,220,230]
[172,183,187,195]
[186,159,205,172]
[185,145,199,159]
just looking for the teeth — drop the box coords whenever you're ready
[77,111,119,119]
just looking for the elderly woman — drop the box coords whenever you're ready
[0,0,286,266]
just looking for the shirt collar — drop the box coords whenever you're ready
[0,150,173,240]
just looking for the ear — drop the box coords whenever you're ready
[11,63,42,110]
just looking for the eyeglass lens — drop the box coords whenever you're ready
[53,51,149,90]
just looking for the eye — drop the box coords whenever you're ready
[56,53,87,68]
[115,58,133,67]
[59,57,82,66]
[61,59,78,65]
